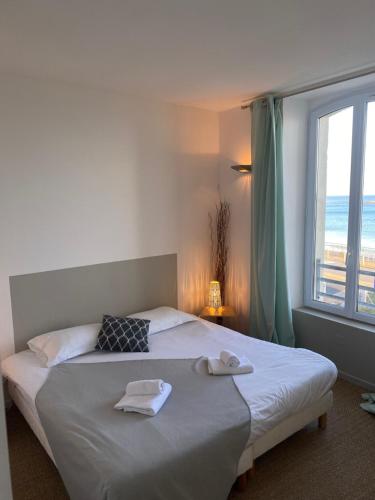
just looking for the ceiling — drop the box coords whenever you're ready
[2,0,375,111]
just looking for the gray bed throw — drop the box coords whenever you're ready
[36,358,251,500]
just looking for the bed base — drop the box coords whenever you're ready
[235,464,256,491]
[318,412,327,429]
[8,382,333,494]
[235,409,329,492]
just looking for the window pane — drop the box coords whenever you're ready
[313,107,353,307]
[357,102,375,316]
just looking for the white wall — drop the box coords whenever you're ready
[218,107,251,334]
[0,75,219,358]
[283,97,309,308]
[174,106,220,313]
[0,75,256,357]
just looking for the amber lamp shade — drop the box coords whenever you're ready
[208,281,222,309]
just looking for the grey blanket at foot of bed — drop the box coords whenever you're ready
[36,358,251,500]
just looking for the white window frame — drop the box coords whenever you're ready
[304,90,375,326]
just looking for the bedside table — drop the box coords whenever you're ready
[199,305,235,326]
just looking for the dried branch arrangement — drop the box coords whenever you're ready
[209,200,230,304]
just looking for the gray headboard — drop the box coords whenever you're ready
[10,254,177,352]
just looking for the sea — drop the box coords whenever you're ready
[325,195,375,248]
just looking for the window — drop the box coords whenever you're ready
[305,93,375,324]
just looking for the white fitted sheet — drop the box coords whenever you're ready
[2,318,337,446]
[8,382,54,461]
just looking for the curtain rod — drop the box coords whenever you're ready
[240,65,375,109]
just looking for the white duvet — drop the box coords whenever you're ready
[1,318,337,444]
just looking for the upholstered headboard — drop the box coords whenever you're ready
[10,254,177,352]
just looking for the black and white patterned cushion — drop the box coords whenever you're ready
[95,315,150,352]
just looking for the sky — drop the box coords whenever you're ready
[325,102,375,196]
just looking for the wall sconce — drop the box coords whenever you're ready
[231,164,252,174]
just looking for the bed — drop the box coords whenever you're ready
[3,319,336,485]
[2,255,337,498]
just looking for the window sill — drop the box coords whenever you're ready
[293,306,375,335]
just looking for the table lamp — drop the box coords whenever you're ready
[208,281,221,309]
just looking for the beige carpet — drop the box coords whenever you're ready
[6,378,375,500]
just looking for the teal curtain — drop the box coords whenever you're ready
[249,96,295,347]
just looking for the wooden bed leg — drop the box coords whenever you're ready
[247,465,255,479]
[236,473,248,492]
[318,413,327,430]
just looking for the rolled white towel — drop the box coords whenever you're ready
[207,357,254,375]
[126,379,165,396]
[220,350,241,368]
[114,383,172,416]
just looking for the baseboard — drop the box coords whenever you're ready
[339,370,375,391]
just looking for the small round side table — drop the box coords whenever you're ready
[199,305,235,326]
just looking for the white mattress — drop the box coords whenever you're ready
[1,318,337,447]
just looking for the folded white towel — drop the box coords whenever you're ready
[207,357,254,375]
[114,383,172,416]
[126,379,165,396]
[220,350,241,368]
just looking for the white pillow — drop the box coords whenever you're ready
[128,307,196,335]
[27,323,101,367]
